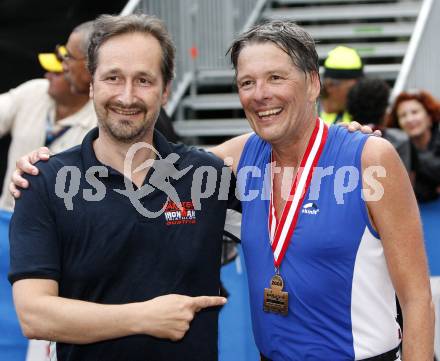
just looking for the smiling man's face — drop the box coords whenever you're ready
[90,32,170,144]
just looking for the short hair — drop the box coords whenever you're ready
[386,89,440,128]
[347,78,390,125]
[88,14,175,84]
[72,21,94,56]
[228,20,319,77]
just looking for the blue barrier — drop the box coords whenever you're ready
[419,199,440,276]
[0,210,28,361]
[219,247,259,361]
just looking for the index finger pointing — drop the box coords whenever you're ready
[192,296,227,311]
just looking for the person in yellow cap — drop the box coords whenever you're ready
[0,47,96,212]
[38,52,65,73]
[320,46,364,125]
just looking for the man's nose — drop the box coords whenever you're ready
[253,82,271,102]
[118,83,135,105]
[62,58,70,73]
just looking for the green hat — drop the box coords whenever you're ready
[324,46,364,79]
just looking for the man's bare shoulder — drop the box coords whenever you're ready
[362,136,400,168]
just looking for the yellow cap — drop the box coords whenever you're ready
[323,46,363,79]
[38,53,63,73]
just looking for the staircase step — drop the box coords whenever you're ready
[263,2,420,22]
[196,69,237,85]
[196,63,400,84]
[317,41,408,58]
[274,0,397,4]
[174,119,252,137]
[182,93,241,110]
[304,21,414,40]
[362,63,400,80]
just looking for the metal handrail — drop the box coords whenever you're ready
[165,71,193,116]
[120,0,142,16]
[240,0,267,33]
[391,0,436,100]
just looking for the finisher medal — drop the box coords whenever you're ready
[264,118,328,316]
[264,274,288,316]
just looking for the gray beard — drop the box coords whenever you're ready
[98,117,154,144]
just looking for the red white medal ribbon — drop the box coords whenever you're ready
[268,118,328,268]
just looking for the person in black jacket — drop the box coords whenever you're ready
[387,90,440,202]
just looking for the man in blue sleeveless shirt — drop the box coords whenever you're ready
[210,21,434,360]
[10,20,434,361]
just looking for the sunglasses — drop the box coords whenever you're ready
[55,44,85,62]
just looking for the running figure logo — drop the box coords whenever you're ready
[115,142,193,218]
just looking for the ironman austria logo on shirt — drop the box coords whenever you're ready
[164,200,197,225]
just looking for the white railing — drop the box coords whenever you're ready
[391,0,440,100]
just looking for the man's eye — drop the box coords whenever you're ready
[106,76,119,82]
[137,78,151,86]
[240,80,253,88]
[271,75,281,80]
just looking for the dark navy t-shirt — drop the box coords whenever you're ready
[9,128,236,361]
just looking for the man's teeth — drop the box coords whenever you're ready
[258,108,282,117]
[112,108,141,115]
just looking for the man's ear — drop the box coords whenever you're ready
[89,82,94,99]
[307,72,321,102]
[161,82,171,106]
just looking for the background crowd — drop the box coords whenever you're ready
[319,45,440,202]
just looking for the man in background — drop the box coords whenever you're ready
[0,0,126,194]
[0,48,95,211]
[320,46,364,125]
[0,43,95,361]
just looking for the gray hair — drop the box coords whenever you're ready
[72,21,94,56]
[87,14,175,84]
[229,20,319,77]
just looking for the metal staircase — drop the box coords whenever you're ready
[174,0,422,142]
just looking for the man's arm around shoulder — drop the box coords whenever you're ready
[209,133,252,174]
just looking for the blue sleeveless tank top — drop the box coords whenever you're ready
[237,125,400,360]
